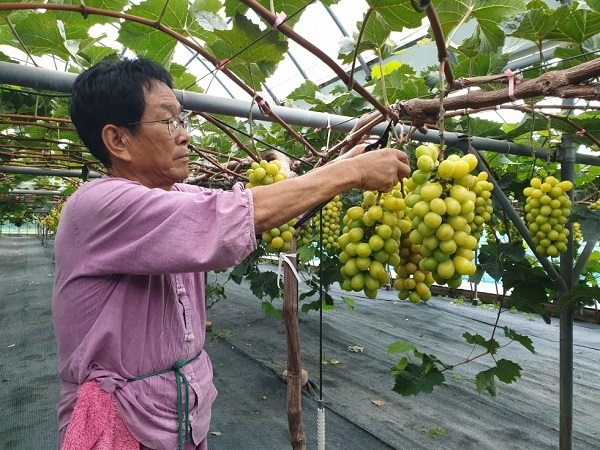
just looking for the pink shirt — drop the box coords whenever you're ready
[52,177,256,449]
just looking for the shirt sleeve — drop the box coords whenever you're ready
[57,178,257,275]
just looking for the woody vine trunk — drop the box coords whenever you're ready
[283,238,306,450]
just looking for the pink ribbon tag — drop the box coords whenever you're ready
[272,12,286,29]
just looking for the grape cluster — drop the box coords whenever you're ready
[247,159,296,254]
[311,195,343,252]
[589,199,600,210]
[400,145,493,290]
[394,233,436,303]
[245,159,287,188]
[45,202,64,233]
[337,185,407,299]
[573,221,582,243]
[262,219,296,254]
[523,176,572,257]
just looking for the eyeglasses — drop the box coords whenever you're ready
[126,114,192,137]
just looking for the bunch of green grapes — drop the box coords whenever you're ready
[573,221,582,243]
[247,159,296,254]
[394,233,435,303]
[337,185,408,299]
[261,219,296,254]
[311,195,343,252]
[245,159,287,188]
[45,202,64,233]
[484,219,523,245]
[297,223,315,247]
[589,199,600,210]
[401,146,493,289]
[523,176,572,257]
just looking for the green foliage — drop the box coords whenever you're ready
[463,331,500,354]
[299,255,344,312]
[210,14,288,91]
[558,283,600,310]
[475,359,522,397]
[571,205,600,243]
[205,272,227,309]
[389,350,447,396]
[389,325,533,397]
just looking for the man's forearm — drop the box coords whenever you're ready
[251,158,358,234]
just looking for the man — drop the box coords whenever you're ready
[53,57,410,450]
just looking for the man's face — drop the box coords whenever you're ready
[124,81,190,190]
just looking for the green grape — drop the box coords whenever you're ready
[523,176,572,258]
[338,184,406,299]
[397,153,492,288]
[252,160,297,254]
[245,159,287,189]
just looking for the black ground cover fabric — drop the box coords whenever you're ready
[1,236,599,450]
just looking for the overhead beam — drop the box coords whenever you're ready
[0,165,102,178]
[6,189,65,196]
[0,61,598,167]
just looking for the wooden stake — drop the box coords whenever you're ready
[282,238,306,449]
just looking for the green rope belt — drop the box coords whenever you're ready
[127,350,203,450]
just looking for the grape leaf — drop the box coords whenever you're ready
[296,243,316,265]
[261,301,283,319]
[498,242,526,262]
[358,12,393,54]
[342,296,355,313]
[372,66,430,102]
[230,247,264,284]
[503,327,535,353]
[392,356,409,371]
[300,299,319,313]
[250,271,281,300]
[463,332,500,354]
[475,367,498,396]
[477,250,503,282]
[495,359,522,384]
[507,0,570,43]
[210,14,287,90]
[557,283,600,310]
[11,10,72,60]
[300,297,334,313]
[390,355,445,396]
[504,277,552,323]
[469,265,485,285]
[452,51,509,80]
[365,0,424,32]
[546,3,600,44]
[450,116,506,139]
[388,341,417,354]
[436,0,526,53]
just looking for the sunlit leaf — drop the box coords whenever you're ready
[209,13,287,90]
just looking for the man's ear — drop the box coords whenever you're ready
[102,124,132,163]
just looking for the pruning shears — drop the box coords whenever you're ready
[365,121,393,151]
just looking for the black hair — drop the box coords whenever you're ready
[69,57,173,168]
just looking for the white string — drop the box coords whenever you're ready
[277,253,300,288]
[325,114,332,152]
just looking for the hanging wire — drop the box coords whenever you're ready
[316,124,329,449]
[317,213,326,450]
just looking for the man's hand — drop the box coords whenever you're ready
[353,147,411,192]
